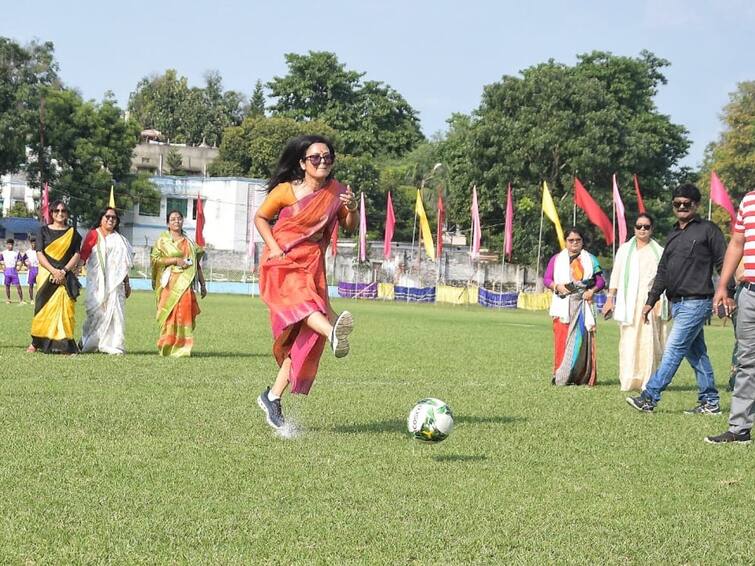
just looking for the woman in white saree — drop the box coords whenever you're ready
[602,213,668,391]
[79,208,134,354]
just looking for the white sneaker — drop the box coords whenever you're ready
[330,311,354,358]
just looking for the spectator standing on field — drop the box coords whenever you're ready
[626,183,734,415]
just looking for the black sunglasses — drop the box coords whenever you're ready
[303,154,334,167]
[52,208,68,214]
[104,215,117,220]
[672,200,694,210]
[635,224,652,230]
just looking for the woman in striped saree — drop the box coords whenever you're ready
[150,210,207,357]
[28,201,82,354]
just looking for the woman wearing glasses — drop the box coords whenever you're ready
[254,134,358,431]
[150,209,207,357]
[28,200,82,354]
[79,207,134,355]
[602,214,668,391]
[544,227,605,386]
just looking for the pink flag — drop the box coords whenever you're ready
[471,185,481,257]
[504,183,514,261]
[41,182,50,223]
[359,191,367,262]
[711,171,736,227]
[612,173,627,244]
[383,191,395,260]
[436,192,445,258]
[633,174,646,214]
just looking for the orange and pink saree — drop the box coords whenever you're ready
[259,180,346,394]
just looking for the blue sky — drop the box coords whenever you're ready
[4,0,753,168]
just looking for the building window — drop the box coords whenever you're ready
[139,197,160,217]
[166,197,188,218]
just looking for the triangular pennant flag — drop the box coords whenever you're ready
[710,171,736,228]
[358,191,367,262]
[471,185,481,257]
[504,183,514,260]
[384,192,395,260]
[633,174,646,214]
[574,177,613,245]
[415,190,435,260]
[109,185,116,208]
[542,181,565,249]
[612,174,627,244]
[195,193,206,247]
[436,192,445,258]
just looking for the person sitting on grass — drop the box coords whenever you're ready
[254,134,358,431]
[1,239,25,304]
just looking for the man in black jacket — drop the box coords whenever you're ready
[627,183,734,414]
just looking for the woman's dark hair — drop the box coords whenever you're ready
[672,183,701,204]
[565,227,587,243]
[166,209,184,224]
[266,135,336,192]
[636,212,655,226]
[92,207,120,231]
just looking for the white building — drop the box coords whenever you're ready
[0,172,38,215]
[122,175,268,253]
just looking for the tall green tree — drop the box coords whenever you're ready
[267,51,424,157]
[209,115,336,178]
[0,37,58,176]
[437,50,690,265]
[246,79,267,118]
[701,81,755,202]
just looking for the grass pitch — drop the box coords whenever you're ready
[1,292,753,563]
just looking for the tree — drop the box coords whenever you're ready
[701,81,755,203]
[27,89,157,225]
[0,37,58,176]
[127,69,244,145]
[246,80,266,118]
[437,50,690,265]
[165,147,184,175]
[268,51,424,157]
[209,115,336,178]
[7,201,34,217]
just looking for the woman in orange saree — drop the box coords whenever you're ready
[150,209,207,357]
[255,135,358,431]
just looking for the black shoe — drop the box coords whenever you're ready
[626,395,655,413]
[704,430,751,445]
[684,403,721,415]
[257,387,285,429]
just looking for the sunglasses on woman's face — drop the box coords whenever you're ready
[52,208,68,214]
[303,154,334,167]
[635,224,652,230]
[104,215,117,220]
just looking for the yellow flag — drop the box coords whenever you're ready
[542,181,565,249]
[109,185,116,208]
[415,190,436,260]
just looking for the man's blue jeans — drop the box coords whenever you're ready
[642,298,719,406]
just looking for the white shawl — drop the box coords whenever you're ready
[610,237,667,325]
[549,249,596,328]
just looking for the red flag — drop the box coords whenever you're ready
[574,177,613,245]
[41,182,50,223]
[330,222,338,257]
[436,192,445,258]
[612,174,627,245]
[504,183,514,261]
[195,194,206,247]
[633,174,646,214]
[711,171,736,227]
[384,192,395,260]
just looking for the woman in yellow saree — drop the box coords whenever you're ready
[28,201,82,354]
[150,210,207,357]
[255,135,358,431]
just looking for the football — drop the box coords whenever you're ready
[407,398,454,442]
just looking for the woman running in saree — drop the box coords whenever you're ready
[79,207,134,355]
[28,200,82,354]
[544,228,605,386]
[150,210,207,357]
[255,135,358,430]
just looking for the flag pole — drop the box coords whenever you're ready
[535,202,544,288]
[612,200,616,262]
[708,196,712,221]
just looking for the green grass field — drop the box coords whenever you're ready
[1,292,753,564]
